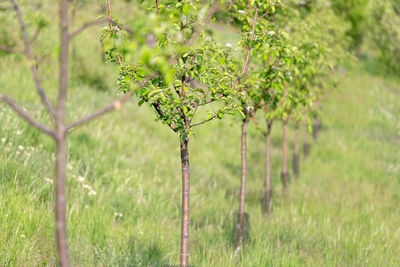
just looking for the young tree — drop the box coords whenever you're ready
[223,0,283,253]
[247,23,296,214]
[284,0,349,177]
[102,1,243,266]
[330,0,369,52]
[0,0,142,265]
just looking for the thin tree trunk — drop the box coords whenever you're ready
[55,132,70,267]
[303,125,310,157]
[281,121,288,190]
[236,118,248,254]
[180,135,190,267]
[293,123,300,179]
[55,1,70,266]
[312,118,320,141]
[264,121,273,215]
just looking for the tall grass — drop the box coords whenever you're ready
[1,2,400,265]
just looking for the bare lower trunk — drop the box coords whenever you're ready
[312,118,320,141]
[264,121,272,215]
[293,123,300,179]
[180,135,190,267]
[55,130,70,267]
[236,118,248,254]
[303,125,310,157]
[281,121,288,190]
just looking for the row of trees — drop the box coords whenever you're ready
[0,0,350,266]
[103,0,349,265]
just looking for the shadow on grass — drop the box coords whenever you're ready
[121,236,169,267]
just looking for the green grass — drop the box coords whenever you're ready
[1,3,400,266]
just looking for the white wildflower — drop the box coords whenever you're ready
[67,163,73,170]
[77,176,84,182]
[82,184,92,190]
[18,145,24,150]
[226,43,232,47]
[16,151,20,155]
[88,190,97,196]
[20,234,26,238]
[1,138,5,143]
[238,10,246,14]
[114,212,123,217]
[44,177,53,184]
[16,130,22,135]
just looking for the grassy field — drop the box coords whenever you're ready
[1,5,400,266]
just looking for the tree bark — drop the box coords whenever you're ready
[236,118,248,253]
[303,125,310,157]
[293,123,300,179]
[312,117,320,141]
[55,1,70,266]
[281,121,288,190]
[264,121,273,215]
[180,135,190,267]
[54,131,70,267]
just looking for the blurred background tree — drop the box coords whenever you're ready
[330,0,370,53]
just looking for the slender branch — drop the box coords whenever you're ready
[249,115,267,136]
[258,5,272,20]
[69,17,132,40]
[0,44,24,54]
[0,95,55,137]
[184,1,220,46]
[234,7,259,89]
[152,102,178,132]
[107,0,113,28]
[66,75,154,131]
[66,95,128,131]
[10,0,56,118]
[31,27,41,43]
[190,113,218,127]
[69,18,107,39]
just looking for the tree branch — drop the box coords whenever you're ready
[0,95,55,137]
[0,44,24,54]
[69,17,132,40]
[31,27,41,44]
[249,116,267,136]
[258,5,273,20]
[66,95,129,131]
[184,1,220,46]
[10,0,56,119]
[234,7,259,89]
[66,74,155,131]
[190,113,219,127]
[151,102,177,132]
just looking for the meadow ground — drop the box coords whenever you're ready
[1,6,400,265]
[1,56,400,266]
